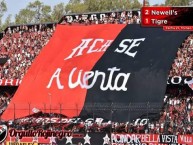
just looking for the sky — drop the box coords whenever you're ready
[2,0,165,23]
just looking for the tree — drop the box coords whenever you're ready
[0,0,7,18]
[51,3,66,22]
[41,5,52,22]
[15,8,35,24]
[84,0,101,12]
[27,0,52,23]
[1,14,11,31]
[144,0,150,6]
[179,0,189,5]
[15,0,52,24]
[65,0,87,13]
[131,0,142,9]
[153,3,165,6]
[165,0,189,6]
[111,0,132,11]
[65,0,140,13]
[0,0,7,31]
[98,0,132,11]
[165,0,177,5]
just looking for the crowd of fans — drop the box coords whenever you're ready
[0,87,16,115]
[4,92,192,135]
[3,87,193,134]
[2,88,192,134]
[60,11,141,25]
[0,11,193,135]
[0,24,55,79]
[0,94,9,114]
[159,95,193,134]
[169,33,193,77]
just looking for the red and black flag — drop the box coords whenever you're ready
[1,24,189,122]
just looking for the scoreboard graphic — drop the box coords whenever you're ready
[141,7,193,31]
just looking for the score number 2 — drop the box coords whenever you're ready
[145,9,149,15]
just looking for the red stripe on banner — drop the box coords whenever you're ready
[2,24,125,121]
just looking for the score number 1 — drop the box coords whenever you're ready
[143,8,150,25]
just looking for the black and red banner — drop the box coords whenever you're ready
[1,24,189,122]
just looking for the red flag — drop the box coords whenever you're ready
[2,24,125,121]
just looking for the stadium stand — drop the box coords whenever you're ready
[59,11,141,25]
[0,23,56,79]
[169,33,193,77]
[0,86,17,115]
[0,11,193,136]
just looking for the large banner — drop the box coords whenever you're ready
[1,24,189,122]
